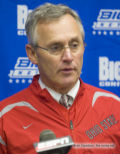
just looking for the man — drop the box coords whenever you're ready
[0,3,120,154]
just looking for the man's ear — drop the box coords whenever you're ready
[25,44,38,65]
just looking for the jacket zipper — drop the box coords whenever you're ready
[70,120,73,130]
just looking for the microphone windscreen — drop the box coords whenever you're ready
[40,129,56,141]
[34,129,74,154]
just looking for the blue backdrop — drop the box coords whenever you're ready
[0,0,120,101]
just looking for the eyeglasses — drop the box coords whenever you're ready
[33,41,86,55]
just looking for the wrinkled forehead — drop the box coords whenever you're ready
[34,15,83,44]
[34,14,84,44]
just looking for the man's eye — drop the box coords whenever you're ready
[49,45,62,51]
[71,42,79,48]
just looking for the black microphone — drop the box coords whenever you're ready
[33,129,74,154]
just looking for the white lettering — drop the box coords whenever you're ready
[98,9,120,21]
[115,62,120,80]
[109,61,114,80]
[99,81,120,87]
[9,70,38,78]
[93,22,120,30]
[37,137,69,150]
[17,5,32,30]
[99,57,109,80]
[99,57,120,81]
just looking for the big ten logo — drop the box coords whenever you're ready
[99,57,120,87]
[15,57,36,70]
[9,57,39,84]
[92,9,120,35]
[98,9,120,21]
[17,5,32,36]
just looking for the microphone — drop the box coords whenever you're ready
[33,129,74,154]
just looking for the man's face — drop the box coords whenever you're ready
[31,14,84,93]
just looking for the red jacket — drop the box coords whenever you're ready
[0,75,120,154]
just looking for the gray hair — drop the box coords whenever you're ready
[25,3,85,45]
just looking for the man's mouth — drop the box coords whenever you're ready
[60,68,75,73]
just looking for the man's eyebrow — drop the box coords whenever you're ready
[69,37,81,42]
[46,36,82,47]
[46,41,63,47]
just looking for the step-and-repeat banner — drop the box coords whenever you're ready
[0,0,120,100]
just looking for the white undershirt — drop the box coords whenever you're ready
[38,78,80,103]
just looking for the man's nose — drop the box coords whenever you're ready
[62,47,73,62]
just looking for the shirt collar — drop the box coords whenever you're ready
[38,78,80,102]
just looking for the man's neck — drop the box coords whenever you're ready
[38,77,80,101]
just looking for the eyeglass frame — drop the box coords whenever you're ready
[31,41,86,55]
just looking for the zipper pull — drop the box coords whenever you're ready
[70,120,73,130]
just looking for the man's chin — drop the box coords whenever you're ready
[59,79,77,89]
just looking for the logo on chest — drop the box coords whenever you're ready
[85,114,118,140]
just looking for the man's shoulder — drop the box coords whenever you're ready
[84,80,120,104]
[79,81,120,119]
[83,81,117,95]
[0,75,40,107]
